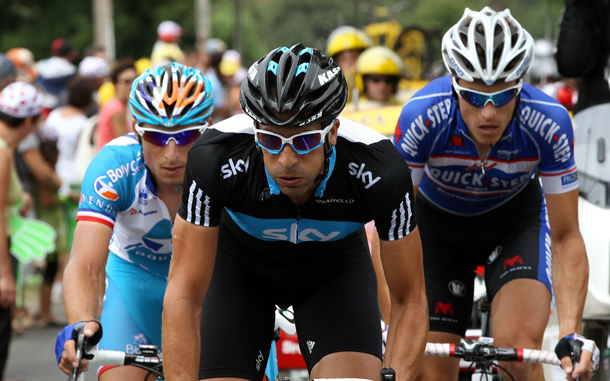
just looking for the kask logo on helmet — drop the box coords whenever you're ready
[300,110,323,126]
[318,66,341,86]
[248,65,258,82]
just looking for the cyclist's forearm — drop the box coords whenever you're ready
[384,293,428,381]
[162,298,202,381]
[552,234,588,337]
[62,261,103,323]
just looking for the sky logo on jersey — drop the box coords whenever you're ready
[503,255,523,270]
[94,176,119,201]
[348,162,381,189]
[221,157,250,179]
[434,302,454,315]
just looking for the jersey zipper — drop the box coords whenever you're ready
[290,208,302,244]
[460,131,512,175]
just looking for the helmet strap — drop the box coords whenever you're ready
[313,138,333,185]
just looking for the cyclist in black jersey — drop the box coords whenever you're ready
[162,44,428,381]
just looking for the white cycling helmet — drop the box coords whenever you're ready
[442,7,534,85]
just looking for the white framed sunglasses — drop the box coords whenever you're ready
[134,123,208,146]
[253,120,334,155]
[452,77,522,108]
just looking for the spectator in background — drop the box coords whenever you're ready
[0,54,16,90]
[348,46,405,110]
[556,0,610,114]
[528,40,560,89]
[325,26,372,102]
[83,44,107,61]
[6,48,38,84]
[43,76,93,204]
[30,123,67,329]
[151,20,185,67]
[78,56,110,117]
[326,26,371,72]
[95,59,137,151]
[0,82,43,380]
[219,50,246,116]
[35,38,78,113]
[36,77,93,329]
[135,57,152,75]
[204,38,228,121]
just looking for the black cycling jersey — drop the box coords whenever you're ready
[177,113,417,380]
[178,113,417,248]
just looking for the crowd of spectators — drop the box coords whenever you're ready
[0,21,247,380]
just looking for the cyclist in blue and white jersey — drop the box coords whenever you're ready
[162,44,428,381]
[55,62,214,380]
[393,7,597,381]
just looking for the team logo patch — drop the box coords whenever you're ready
[487,245,502,264]
[94,176,119,201]
[503,255,523,270]
[448,281,466,297]
[434,302,454,315]
[449,135,464,148]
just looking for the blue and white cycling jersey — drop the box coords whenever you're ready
[77,133,173,279]
[394,76,579,215]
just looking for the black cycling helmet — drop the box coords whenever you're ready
[240,43,348,127]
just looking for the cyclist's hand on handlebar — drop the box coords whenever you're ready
[555,333,600,381]
[55,320,103,375]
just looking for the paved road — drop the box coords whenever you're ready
[5,325,68,381]
[4,273,72,381]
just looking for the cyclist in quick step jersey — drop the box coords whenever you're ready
[162,43,428,381]
[393,7,598,381]
[55,62,214,380]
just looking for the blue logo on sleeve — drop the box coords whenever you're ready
[561,172,578,186]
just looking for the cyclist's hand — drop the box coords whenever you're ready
[555,333,600,381]
[55,321,103,375]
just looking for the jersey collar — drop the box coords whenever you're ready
[265,146,337,197]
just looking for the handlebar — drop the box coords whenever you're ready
[68,327,163,381]
[425,339,561,366]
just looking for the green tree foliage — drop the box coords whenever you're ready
[0,0,92,61]
[0,0,564,69]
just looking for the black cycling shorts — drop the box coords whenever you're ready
[417,179,553,336]
[198,224,383,381]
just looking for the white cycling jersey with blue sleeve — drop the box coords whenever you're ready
[77,133,173,279]
[394,76,578,215]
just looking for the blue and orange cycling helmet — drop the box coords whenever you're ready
[129,62,214,127]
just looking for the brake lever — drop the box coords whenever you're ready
[68,329,86,381]
[572,341,581,381]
